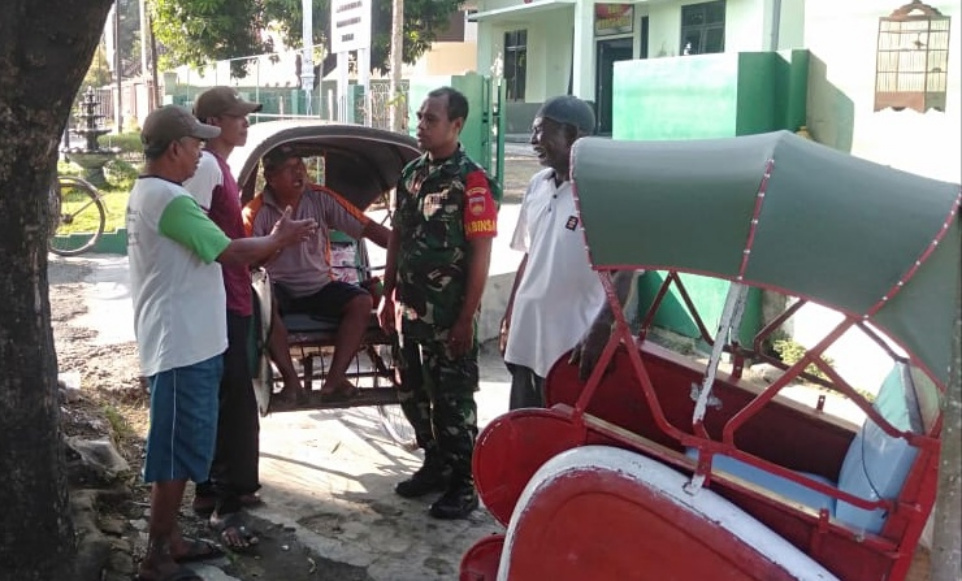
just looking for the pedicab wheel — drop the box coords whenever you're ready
[377,403,417,451]
[49,175,106,257]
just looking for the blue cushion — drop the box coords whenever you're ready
[686,448,837,514]
[835,363,920,534]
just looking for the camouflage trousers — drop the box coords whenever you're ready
[397,336,479,482]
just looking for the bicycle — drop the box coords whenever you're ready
[48,174,107,257]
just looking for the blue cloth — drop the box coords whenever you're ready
[143,354,223,483]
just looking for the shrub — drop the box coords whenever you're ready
[103,159,139,188]
[102,132,143,154]
[773,338,835,382]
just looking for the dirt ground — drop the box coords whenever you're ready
[51,261,383,580]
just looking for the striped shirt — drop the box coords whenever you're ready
[243,184,369,297]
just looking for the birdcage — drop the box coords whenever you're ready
[874,0,951,112]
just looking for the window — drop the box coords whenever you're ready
[504,30,527,101]
[680,1,726,56]
[875,1,950,113]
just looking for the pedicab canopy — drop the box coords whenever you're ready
[571,131,960,387]
[228,120,421,209]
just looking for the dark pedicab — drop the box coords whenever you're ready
[461,131,960,580]
[227,120,420,446]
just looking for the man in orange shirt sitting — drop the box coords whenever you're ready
[244,145,390,403]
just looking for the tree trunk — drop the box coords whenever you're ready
[0,1,113,578]
[932,273,962,580]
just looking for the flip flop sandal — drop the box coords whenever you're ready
[173,538,224,564]
[210,511,260,553]
[319,384,359,403]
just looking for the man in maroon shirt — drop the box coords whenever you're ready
[183,86,263,550]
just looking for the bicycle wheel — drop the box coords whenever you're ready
[49,175,106,257]
[378,402,418,451]
[374,343,418,450]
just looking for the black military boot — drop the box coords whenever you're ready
[395,448,450,498]
[429,478,479,519]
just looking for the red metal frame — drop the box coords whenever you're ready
[466,183,957,581]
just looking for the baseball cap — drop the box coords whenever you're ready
[141,105,221,154]
[536,95,596,135]
[194,86,263,119]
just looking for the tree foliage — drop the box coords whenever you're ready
[83,43,114,89]
[150,0,463,76]
[117,0,143,75]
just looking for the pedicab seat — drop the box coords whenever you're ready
[283,312,386,346]
[689,362,920,534]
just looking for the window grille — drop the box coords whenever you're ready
[680,0,726,56]
[875,0,951,112]
[504,30,528,101]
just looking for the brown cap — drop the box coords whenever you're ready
[141,105,221,154]
[194,86,263,119]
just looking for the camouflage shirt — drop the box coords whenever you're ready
[394,146,501,340]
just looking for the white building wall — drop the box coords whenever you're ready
[647,2,684,58]
[647,0,768,59]
[529,9,576,101]
[479,6,574,102]
[804,0,961,184]
[777,0,806,49]
[725,0,767,51]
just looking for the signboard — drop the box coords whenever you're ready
[331,0,371,53]
[595,4,634,37]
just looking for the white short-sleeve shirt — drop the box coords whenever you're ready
[126,177,229,376]
[504,169,605,377]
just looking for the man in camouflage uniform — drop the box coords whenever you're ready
[379,86,500,519]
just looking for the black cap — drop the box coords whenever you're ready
[536,95,596,135]
[262,144,300,171]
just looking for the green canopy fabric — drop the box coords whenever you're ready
[572,131,960,387]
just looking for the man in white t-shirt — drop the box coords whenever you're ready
[500,96,633,409]
[128,105,315,581]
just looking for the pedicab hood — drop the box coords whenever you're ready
[571,130,961,388]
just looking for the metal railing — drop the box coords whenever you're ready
[162,47,410,131]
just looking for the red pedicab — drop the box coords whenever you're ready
[461,130,960,580]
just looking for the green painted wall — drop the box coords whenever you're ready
[611,50,809,346]
[735,52,778,136]
[636,272,763,348]
[612,50,810,140]
[612,55,739,141]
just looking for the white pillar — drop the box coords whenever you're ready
[337,51,350,122]
[572,0,596,101]
[477,20,493,76]
[358,47,372,126]
[301,0,316,115]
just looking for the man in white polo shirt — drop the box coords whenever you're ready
[500,96,633,408]
[128,105,315,581]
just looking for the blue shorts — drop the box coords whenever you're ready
[143,355,223,483]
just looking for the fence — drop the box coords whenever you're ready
[162,47,410,131]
